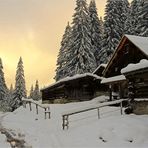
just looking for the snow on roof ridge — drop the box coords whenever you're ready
[93,63,107,74]
[121,59,148,74]
[125,34,148,56]
[41,73,103,90]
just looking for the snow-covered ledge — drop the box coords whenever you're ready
[121,59,148,74]
[101,75,126,84]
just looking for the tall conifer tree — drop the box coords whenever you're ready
[89,0,102,66]
[55,22,71,81]
[0,58,7,100]
[33,80,41,101]
[136,0,148,37]
[99,0,129,64]
[13,57,27,109]
[67,0,96,76]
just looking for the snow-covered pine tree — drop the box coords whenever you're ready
[136,0,148,37]
[33,80,41,101]
[55,22,71,81]
[89,0,102,66]
[125,0,141,35]
[0,58,7,100]
[99,17,104,36]
[29,85,34,99]
[67,0,96,76]
[9,84,14,99]
[13,57,27,109]
[99,0,129,64]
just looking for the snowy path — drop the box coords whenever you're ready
[0,112,31,148]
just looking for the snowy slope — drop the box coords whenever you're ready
[1,97,148,148]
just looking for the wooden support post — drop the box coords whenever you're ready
[29,102,32,111]
[36,104,38,114]
[120,101,123,115]
[109,84,112,101]
[62,115,69,130]
[97,108,100,119]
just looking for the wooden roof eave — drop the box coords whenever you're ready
[102,36,127,76]
[123,67,148,77]
[102,35,148,77]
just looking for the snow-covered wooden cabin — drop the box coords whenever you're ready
[41,73,106,103]
[101,35,148,101]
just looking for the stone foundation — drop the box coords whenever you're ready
[132,101,148,115]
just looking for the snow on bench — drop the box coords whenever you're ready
[22,98,50,119]
[62,99,125,130]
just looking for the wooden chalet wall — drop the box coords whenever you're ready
[125,69,148,98]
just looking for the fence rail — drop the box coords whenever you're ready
[22,98,50,119]
[62,99,126,130]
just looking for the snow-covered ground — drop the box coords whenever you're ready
[0,112,10,148]
[1,97,148,148]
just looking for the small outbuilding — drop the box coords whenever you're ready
[41,73,106,103]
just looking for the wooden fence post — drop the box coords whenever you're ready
[120,101,123,115]
[62,115,69,130]
[97,108,100,119]
[36,104,38,114]
[29,102,32,111]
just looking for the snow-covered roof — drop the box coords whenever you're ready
[41,73,103,91]
[125,35,148,56]
[101,75,126,84]
[103,35,148,76]
[121,59,148,74]
[93,64,107,74]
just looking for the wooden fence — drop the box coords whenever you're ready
[62,99,126,130]
[22,98,50,119]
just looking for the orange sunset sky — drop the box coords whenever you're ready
[0,0,132,93]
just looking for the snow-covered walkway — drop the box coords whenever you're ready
[1,97,148,148]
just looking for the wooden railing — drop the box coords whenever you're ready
[62,99,126,130]
[22,98,50,119]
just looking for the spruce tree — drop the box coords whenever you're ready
[33,80,41,101]
[89,0,102,66]
[136,0,148,37]
[55,22,71,81]
[99,0,129,64]
[67,0,96,76]
[13,57,27,109]
[0,58,7,100]
[125,0,141,35]
[29,85,34,99]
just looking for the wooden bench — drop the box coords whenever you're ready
[62,99,125,130]
[22,98,50,119]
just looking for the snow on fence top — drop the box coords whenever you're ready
[121,59,148,74]
[125,35,148,56]
[41,73,103,90]
[93,63,107,74]
[62,99,125,116]
[101,75,126,84]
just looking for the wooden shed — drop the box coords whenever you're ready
[41,73,105,103]
[101,35,148,101]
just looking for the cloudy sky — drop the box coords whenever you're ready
[0,0,130,93]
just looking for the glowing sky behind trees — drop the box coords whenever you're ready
[0,0,131,92]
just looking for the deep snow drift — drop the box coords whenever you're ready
[0,97,148,148]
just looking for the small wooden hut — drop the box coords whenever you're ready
[41,73,105,103]
[101,35,148,101]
